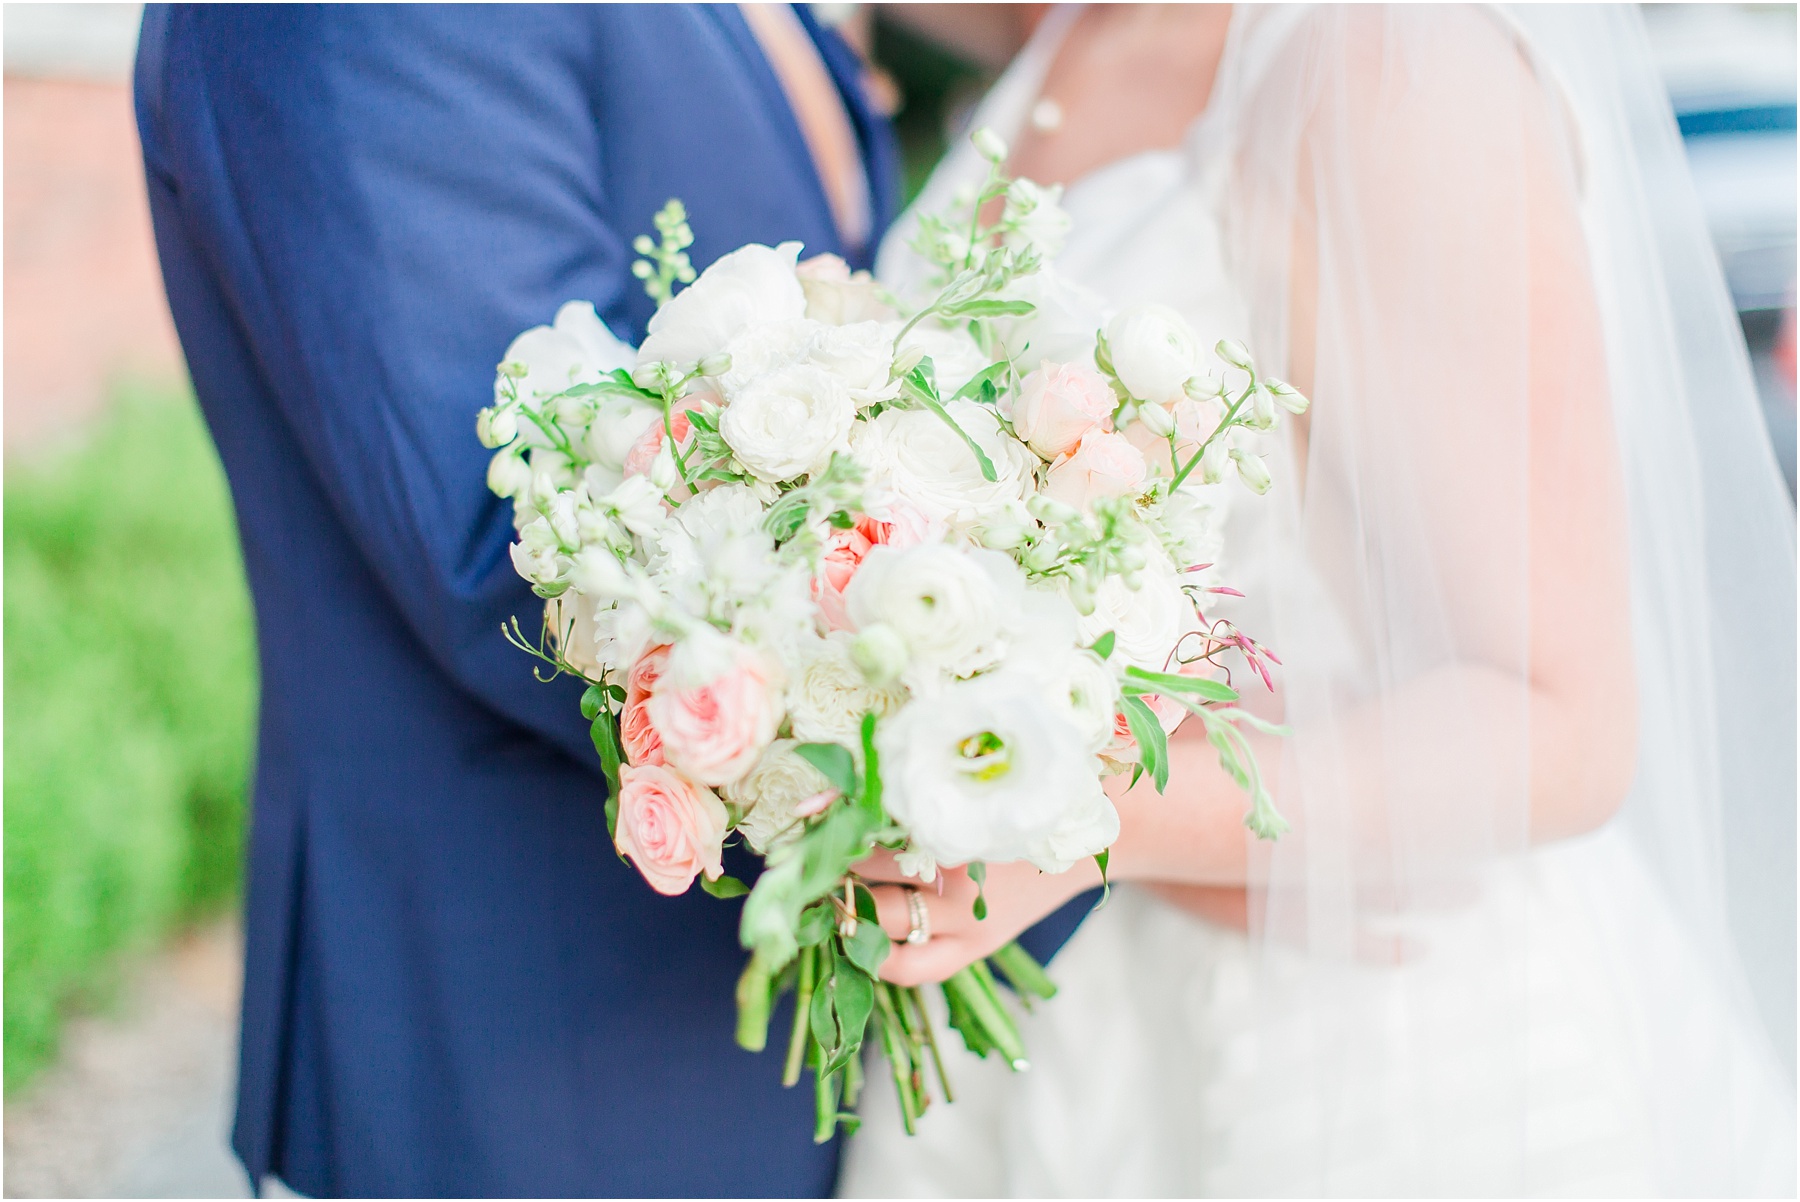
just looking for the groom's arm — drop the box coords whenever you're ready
[137,5,652,770]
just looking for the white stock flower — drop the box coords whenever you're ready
[510,517,571,590]
[784,631,907,746]
[719,363,855,482]
[1106,303,1202,405]
[637,242,807,369]
[497,301,634,407]
[850,400,1034,530]
[845,544,1023,689]
[877,671,1113,867]
[728,739,831,854]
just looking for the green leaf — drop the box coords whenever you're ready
[944,298,1036,319]
[1089,631,1116,661]
[824,964,875,1072]
[590,711,625,839]
[843,917,890,978]
[702,874,750,899]
[580,684,605,722]
[810,967,838,1053]
[796,902,835,948]
[950,361,1010,405]
[903,367,998,483]
[969,860,988,921]
[794,742,857,797]
[826,509,856,529]
[1121,665,1239,702]
[1120,695,1170,793]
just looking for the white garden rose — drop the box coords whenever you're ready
[784,631,907,746]
[807,320,900,408]
[878,671,1113,866]
[719,363,855,482]
[796,253,896,325]
[728,739,831,853]
[638,242,806,369]
[498,300,634,409]
[850,400,1034,530]
[1074,546,1199,673]
[1106,303,1201,404]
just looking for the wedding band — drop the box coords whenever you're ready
[904,888,931,946]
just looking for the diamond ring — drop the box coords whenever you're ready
[904,888,931,946]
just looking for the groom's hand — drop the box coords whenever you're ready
[856,850,1101,987]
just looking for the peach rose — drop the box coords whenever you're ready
[1099,692,1190,773]
[620,645,670,766]
[614,763,728,895]
[621,393,710,480]
[646,648,783,785]
[1045,430,1149,511]
[813,499,935,631]
[1010,362,1115,460]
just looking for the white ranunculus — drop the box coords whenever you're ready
[1106,303,1201,405]
[878,671,1111,866]
[784,631,907,746]
[1074,546,1198,673]
[728,739,831,854]
[498,301,634,407]
[719,318,821,398]
[844,544,1024,689]
[586,394,662,472]
[719,363,855,483]
[806,320,900,408]
[637,242,807,369]
[850,400,1035,531]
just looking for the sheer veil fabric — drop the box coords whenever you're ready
[844,6,1795,1196]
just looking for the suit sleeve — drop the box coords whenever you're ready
[140,5,638,771]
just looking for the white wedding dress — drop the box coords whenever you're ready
[840,7,1797,1196]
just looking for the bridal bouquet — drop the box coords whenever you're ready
[477,131,1302,1140]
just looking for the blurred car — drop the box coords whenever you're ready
[1644,3,1797,494]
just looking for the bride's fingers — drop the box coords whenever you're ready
[879,934,980,987]
[869,883,917,943]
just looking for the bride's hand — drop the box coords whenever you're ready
[855,849,1101,987]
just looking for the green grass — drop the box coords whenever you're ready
[4,383,256,1093]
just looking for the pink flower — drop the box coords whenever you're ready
[620,645,670,766]
[614,763,727,895]
[645,648,783,785]
[1010,362,1115,460]
[813,499,935,631]
[626,644,670,707]
[621,393,710,479]
[1045,430,1149,511]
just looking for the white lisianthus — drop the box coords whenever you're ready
[548,592,606,680]
[784,631,908,747]
[845,544,1022,687]
[1106,303,1201,404]
[638,242,806,369]
[497,301,634,408]
[728,739,831,854]
[877,671,1113,866]
[796,253,896,325]
[486,449,533,499]
[807,321,900,408]
[719,364,855,482]
[851,400,1035,530]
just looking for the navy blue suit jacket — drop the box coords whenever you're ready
[137,5,1093,1195]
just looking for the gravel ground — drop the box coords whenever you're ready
[4,920,250,1199]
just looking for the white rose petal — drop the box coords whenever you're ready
[719,364,856,482]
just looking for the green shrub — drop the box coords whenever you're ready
[4,384,256,1092]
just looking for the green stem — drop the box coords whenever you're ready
[907,984,955,1105]
[812,1054,838,1145]
[783,947,816,1087]
[1168,381,1256,491]
[990,941,1058,1001]
[874,984,920,1134]
[944,965,1029,1071]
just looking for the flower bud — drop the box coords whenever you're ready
[631,362,670,392]
[1231,448,1273,495]
[486,451,533,498]
[1022,538,1062,573]
[1251,387,1277,430]
[851,623,909,685]
[890,344,926,379]
[1066,577,1097,616]
[1184,371,1226,402]
[1115,544,1147,573]
[1026,493,1083,527]
[1136,403,1175,438]
[978,523,1027,551]
[1266,379,1310,415]
[971,126,1009,163]
[697,352,733,378]
[568,546,632,600]
[1200,440,1232,485]
[649,443,679,492]
[477,405,518,449]
[1215,338,1254,373]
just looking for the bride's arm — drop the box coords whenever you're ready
[1121,6,1638,898]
